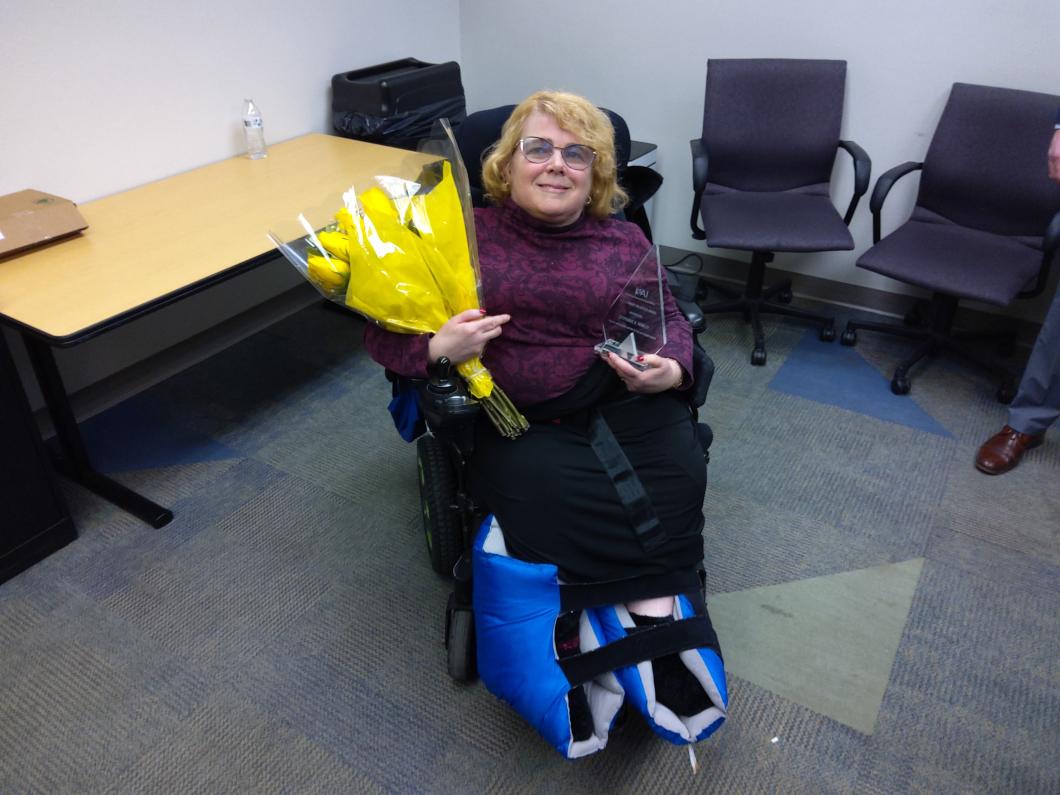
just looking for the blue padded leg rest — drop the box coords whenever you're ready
[472,516,624,759]
[593,597,728,744]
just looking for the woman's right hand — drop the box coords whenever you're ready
[428,308,511,365]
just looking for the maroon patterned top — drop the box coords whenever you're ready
[363,200,692,407]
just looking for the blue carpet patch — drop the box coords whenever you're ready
[80,393,238,473]
[769,331,953,438]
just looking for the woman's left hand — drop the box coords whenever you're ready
[602,352,683,394]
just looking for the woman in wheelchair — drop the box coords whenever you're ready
[365,91,726,759]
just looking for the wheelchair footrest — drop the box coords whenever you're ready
[471,515,727,758]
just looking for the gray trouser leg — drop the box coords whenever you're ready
[1008,285,1060,437]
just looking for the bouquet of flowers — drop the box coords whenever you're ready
[267,120,528,439]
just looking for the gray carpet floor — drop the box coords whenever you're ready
[1,299,1057,794]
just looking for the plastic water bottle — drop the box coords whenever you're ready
[242,98,267,159]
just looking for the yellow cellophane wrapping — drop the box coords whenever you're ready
[311,162,526,420]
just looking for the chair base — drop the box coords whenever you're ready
[694,252,835,366]
[841,293,1019,403]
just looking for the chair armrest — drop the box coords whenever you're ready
[1019,209,1060,298]
[689,138,709,240]
[869,161,923,243]
[838,140,872,225]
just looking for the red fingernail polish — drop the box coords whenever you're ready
[479,309,487,315]
[637,356,645,362]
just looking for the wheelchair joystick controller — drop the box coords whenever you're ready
[423,356,481,428]
[427,356,459,395]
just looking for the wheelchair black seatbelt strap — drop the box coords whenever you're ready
[559,568,703,613]
[557,616,718,688]
[588,409,666,553]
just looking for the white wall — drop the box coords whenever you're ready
[3,0,461,202]
[4,0,1057,411]
[458,0,1059,319]
[3,0,461,407]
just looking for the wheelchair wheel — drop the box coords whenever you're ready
[446,594,477,682]
[417,435,462,577]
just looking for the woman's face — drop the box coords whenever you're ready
[506,110,593,227]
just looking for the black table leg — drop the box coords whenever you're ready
[22,334,173,528]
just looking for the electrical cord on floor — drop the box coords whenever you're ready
[663,252,705,275]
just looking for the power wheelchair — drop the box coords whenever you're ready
[396,105,724,755]
[392,323,725,758]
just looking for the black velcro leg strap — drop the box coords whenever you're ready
[558,617,716,688]
[588,410,665,553]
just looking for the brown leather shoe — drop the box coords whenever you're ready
[975,425,1043,475]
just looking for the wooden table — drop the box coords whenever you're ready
[0,133,431,527]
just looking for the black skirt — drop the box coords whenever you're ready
[467,363,706,583]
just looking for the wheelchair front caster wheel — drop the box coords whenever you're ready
[840,328,857,346]
[891,374,911,395]
[819,324,836,342]
[445,595,476,683]
[751,348,767,366]
[996,382,1017,404]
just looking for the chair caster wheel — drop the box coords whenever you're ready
[819,324,836,342]
[996,383,1017,404]
[840,329,857,346]
[891,374,911,395]
[777,289,793,304]
[751,348,767,366]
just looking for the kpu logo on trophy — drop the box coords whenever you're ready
[594,245,667,371]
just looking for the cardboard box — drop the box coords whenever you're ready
[0,190,88,258]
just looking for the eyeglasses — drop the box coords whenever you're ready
[518,137,597,170]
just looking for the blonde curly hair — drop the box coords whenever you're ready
[481,90,628,219]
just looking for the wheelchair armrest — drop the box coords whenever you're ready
[689,343,714,410]
[676,296,706,335]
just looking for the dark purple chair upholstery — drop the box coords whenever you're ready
[842,82,1060,401]
[689,59,871,366]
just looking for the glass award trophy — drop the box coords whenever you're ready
[594,245,666,370]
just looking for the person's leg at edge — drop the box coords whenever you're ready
[976,286,1060,475]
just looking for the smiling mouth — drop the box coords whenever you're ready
[536,182,570,192]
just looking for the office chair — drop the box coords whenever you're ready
[841,82,1060,400]
[689,58,871,365]
[454,104,664,240]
